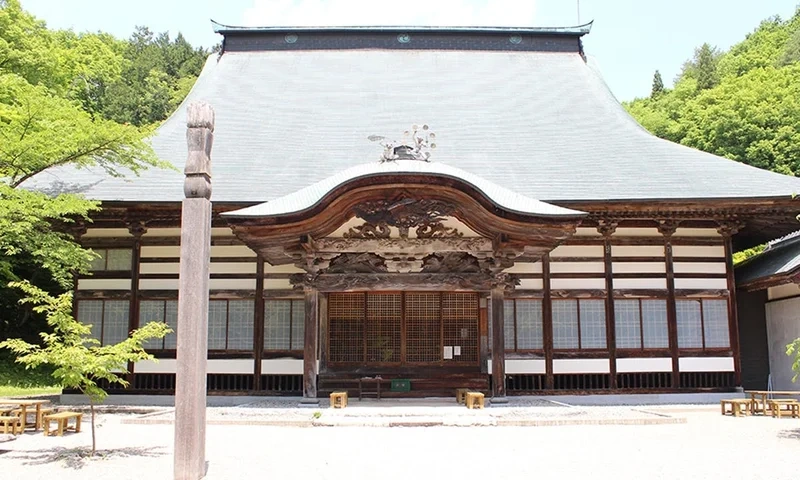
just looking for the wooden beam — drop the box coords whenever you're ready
[126,222,145,386]
[299,272,506,292]
[603,236,617,389]
[319,294,329,373]
[302,286,319,403]
[490,285,507,401]
[253,256,265,391]
[723,236,742,387]
[479,296,489,375]
[543,254,554,390]
[663,233,680,389]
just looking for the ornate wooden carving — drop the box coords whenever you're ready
[596,219,619,237]
[343,222,391,239]
[420,252,482,273]
[291,272,518,291]
[313,236,492,254]
[324,253,388,274]
[416,222,463,239]
[656,220,680,237]
[354,199,455,228]
[716,219,745,238]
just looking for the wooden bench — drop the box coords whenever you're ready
[330,391,348,409]
[720,399,752,417]
[43,411,82,437]
[455,388,470,405]
[0,415,21,435]
[768,399,800,419]
[465,391,485,410]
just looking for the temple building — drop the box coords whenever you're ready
[31,21,800,400]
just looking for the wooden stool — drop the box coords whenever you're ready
[37,408,55,430]
[768,399,800,419]
[455,388,469,405]
[330,391,348,409]
[43,412,82,436]
[720,399,751,417]
[465,392,485,410]
[0,416,21,435]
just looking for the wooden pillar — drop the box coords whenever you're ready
[301,285,319,404]
[542,254,554,390]
[126,221,146,385]
[659,221,680,389]
[174,102,214,480]
[599,221,618,389]
[479,297,489,374]
[719,223,743,387]
[490,285,507,401]
[253,256,265,391]
[319,294,328,373]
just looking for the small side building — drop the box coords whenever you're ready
[736,232,800,391]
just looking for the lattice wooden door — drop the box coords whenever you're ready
[328,292,479,366]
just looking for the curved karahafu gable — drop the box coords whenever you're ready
[223,160,587,266]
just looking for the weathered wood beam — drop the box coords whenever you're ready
[491,285,507,402]
[301,286,319,404]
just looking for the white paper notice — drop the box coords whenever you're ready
[443,346,453,359]
[454,346,461,356]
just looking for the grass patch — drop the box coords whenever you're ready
[0,353,60,397]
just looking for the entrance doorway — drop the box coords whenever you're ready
[327,292,480,367]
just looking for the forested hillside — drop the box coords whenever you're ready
[0,0,209,341]
[625,9,800,177]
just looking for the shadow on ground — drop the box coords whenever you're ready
[778,428,800,440]
[7,446,166,469]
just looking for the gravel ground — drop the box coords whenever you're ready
[2,406,799,480]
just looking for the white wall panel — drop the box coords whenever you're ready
[506,359,546,374]
[141,246,181,258]
[674,228,720,237]
[265,264,305,274]
[673,278,728,289]
[207,359,254,374]
[140,263,180,275]
[136,359,177,373]
[611,245,665,257]
[143,228,181,237]
[612,262,666,274]
[673,262,727,274]
[553,359,610,374]
[612,278,667,289]
[766,297,800,390]
[550,245,604,257]
[550,278,606,290]
[616,358,672,373]
[140,279,179,290]
[672,245,725,258]
[574,227,601,237]
[518,279,544,290]
[77,279,131,290]
[210,245,256,257]
[768,283,800,301]
[612,228,660,237]
[210,263,258,274]
[264,279,293,290]
[261,359,304,374]
[83,228,131,238]
[209,279,256,290]
[550,262,605,274]
[504,262,543,274]
[678,357,734,372]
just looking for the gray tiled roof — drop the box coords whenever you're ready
[736,232,800,286]
[224,159,585,217]
[25,47,800,203]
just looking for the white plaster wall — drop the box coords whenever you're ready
[504,262,543,274]
[210,245,256,257]
[140,263,180,274]
[207,359,254,374]
[517,279,544,290]
[673,278,728,290]
[550,245,604,257]
[265,264,305,274]
[83,228,132,238]
[550,278,605,290]
[574,227,601,237]
[672,245,725,258]
[616,358,672,373]
[612,262,666,274]
[673,262,727,274]
[612,228,660,237]
[261,359,304,374]
[674,228,720,237]
[264,279,293,290]
[612,278,667,289]
[768,284,800,301]
[140,278,179,290]
[136,359,177,373]
[210,263,258,274]
[553,359,610,374]
[550,262,605,273]
[209,279,256,290]
[77,279,131,290]
[678,357,734,372]
[611,245,664,257]
[141,246,180,258]
[506,359,546,374]
[766,297,800,390]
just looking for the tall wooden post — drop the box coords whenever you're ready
[301,285,319,404]
[598,220,618,389]
[542,255,554,390]
[658,221,680,390]
[490,284,508,402]
[719,222,744,388]
[174,103,214,480]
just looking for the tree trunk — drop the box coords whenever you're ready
[90,399,96,455]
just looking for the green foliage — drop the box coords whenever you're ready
[732,244,767,265]
[0,281,169,453]
[651,70,664,98]
[0,350,59,397]
[625,8,800,177]
[786,338,800,382]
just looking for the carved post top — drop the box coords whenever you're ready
[126,219,148,238]
[185,102,214,200]
[187,102,215,131]
[656,220,680,237]
[596,219,619,237]
[716,219,745,238]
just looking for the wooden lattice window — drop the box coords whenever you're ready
[264,299,304,352]
[676,298,730,350]
[139,299,179,350]
[89,249,132,271]
[366,293,402,363]
[404,292,441,363]
[441,292,479,363]
[328,293,365,363]
[208,299,254,352]
[504,299,544,352]
[76,299,130,346]
[614,299,669,350]
[552,299,607,350]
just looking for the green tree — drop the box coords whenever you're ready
[650,70,664,97]
[681,43,721,91]
[0,282,170,454]
[786,338,800,382]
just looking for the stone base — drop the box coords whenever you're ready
[490,396,509,405]
[298,398,321,408]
